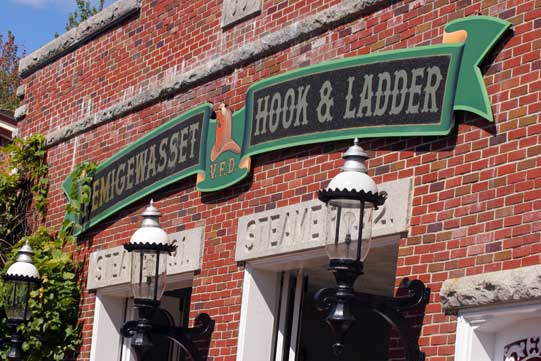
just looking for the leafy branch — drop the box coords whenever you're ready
[0,134,48,266]
[65,0,105,31]
[0,135,97,360]
[0,228,82,361]
[60,161,96,244]
[0,31,22,111]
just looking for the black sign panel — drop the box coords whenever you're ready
[249,56,450,146]
[89,113,204,218]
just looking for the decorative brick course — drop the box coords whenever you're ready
[16,0,541,360]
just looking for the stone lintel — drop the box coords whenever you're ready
[440,265,541,315]
[87,227,203,290]
[19,0,142,78]
[235,178,411,262]
[44,0,389,147]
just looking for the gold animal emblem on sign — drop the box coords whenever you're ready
[211,102,241,162]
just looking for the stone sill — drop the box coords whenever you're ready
[440,264,541,315]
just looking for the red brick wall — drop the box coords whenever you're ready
[18,0,541,360]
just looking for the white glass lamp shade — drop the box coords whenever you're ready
[3,242,40,322]
[3,280,35,321]
[129,223,170,247]
[327,171,378,195]
[131,249,168,301]
[319,139,386,263]
[124,200,176,302]
[325,197,374,262]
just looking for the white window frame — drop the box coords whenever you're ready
[454,302,541,361]
[89,273,193,361]
[236,230,401,361]
[89,292,129,361]
[236,263,282,361]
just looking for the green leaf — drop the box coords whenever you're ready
[62,272,75,280]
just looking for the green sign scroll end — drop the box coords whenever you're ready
[444,16,511,121]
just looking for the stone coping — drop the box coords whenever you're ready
[44,0,389,147]
[440,265,541,315]
[19,0,142,77]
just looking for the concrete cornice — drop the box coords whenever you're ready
[19,0,142,78]
[44,0,389,148]
[440,265,541,315]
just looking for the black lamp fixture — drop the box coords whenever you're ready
[1,242,41,361]
[315,139,430,361]
[121,200,214,361]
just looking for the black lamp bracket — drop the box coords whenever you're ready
[0,322,24,361]
[121,302,214,361]
[315,263,430,361]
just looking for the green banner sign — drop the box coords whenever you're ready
[64,16,510,233]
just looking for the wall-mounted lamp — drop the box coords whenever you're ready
[315,139,430,361]
[121,200,213,361]
[1,242,41,361]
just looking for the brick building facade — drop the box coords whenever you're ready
[14,0,541,360]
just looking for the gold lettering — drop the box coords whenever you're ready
[146,145,157,179]
[135,149,148,185]
[228,157,235,173]
[92,179,100,211]
[219,161,226,177]
[168,132,179,169]
[210,163,217,179]
[99,173,111,207]
[179,127,189,163]
[116,164,126,195]
[157,137,168,173]
[109,169,116,200]
[126,157,135,190]
[189,123,199,158]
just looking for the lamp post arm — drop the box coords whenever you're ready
[352,280,430,312]
[187,313,215,338]
[349,279,430,361]
[122,313,214,361]
[392,280,431,311]
[314,277,429,361]
[314,287,338,312]
[152,326,203,361]
[150,313,214,339]
[149,313,213,361]
[370,306,425,361]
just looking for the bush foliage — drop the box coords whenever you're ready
[0,228,81,360]
[0,135,94,360]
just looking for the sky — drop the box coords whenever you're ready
[1,0,113,56]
